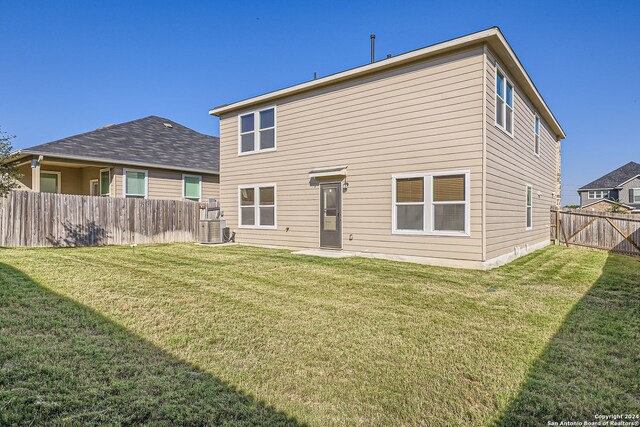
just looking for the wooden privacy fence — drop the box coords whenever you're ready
[551,208,640,257]
[0,191,200,247]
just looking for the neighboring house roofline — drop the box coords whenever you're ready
[579,161,640,190]
[616,174,640,188]
[208,27,565,139]
[6,116,220,174]
[578,187,615,192]
[9,150,219,175]
[581,199,634,210]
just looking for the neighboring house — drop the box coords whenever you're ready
[578,161,640,214]
[9,116,219,202]
[209,27,566,269]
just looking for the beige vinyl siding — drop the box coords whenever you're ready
[17,164,84,194]
[484,48,559,260]
[16,164,32,191]
[112,166,219,201]
[220,47,485,261]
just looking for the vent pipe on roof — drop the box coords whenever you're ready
[370,34,376,63]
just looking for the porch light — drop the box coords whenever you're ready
[343,181,349,192]
[31,159,39,168]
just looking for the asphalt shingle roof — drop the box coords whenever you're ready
[579,162,640,190]
[21,116,219,173]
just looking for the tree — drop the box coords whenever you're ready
[0,127,22,197]
[608,199,628,214]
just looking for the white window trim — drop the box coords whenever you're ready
[494,65,515,138]
[238,183,277,230]
[40,170,62,193]
[238,106,277,156]
[100,168,111,196]
[534,114,541,157]
[526,184,533,231]
[633,188,640,204]
[122,168,148,199]
[89,179,99,196]
[182,174,202,202]
[587,190,610,200]
[391,169,471,237]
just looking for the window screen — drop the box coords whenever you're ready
[40,173,59,194]
[125,171,146,198]
[100,170,110,195]
[433,175,466,232]
[433,175,465,202]
[184,176,201,201]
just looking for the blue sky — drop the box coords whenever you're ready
[1,0,639,205]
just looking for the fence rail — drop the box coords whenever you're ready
[0,191,200,247]
[551,208,640,257]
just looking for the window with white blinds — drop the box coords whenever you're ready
[392,171,470,235]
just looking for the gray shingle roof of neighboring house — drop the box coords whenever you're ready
[579,162,640,190]
[17,116,219,174]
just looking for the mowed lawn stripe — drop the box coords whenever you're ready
[0,244,638,426]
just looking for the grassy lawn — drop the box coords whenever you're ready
[0,244,638,426]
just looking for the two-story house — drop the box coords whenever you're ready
[209,27,566,269]
[578,162,640,214]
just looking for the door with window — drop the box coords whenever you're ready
[320,183,342,249]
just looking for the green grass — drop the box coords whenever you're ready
[0,244,638,426]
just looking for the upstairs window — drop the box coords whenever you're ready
[239,107,276,155]
[239,184,276,228]
[632,188,640,203]
[496,68,514,135]
[534,116,540,156]
[393,171,470,236]
[587,190,610,199]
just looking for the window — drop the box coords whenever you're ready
[587,190,610,199]
[433,175,466,232]
[496,68,514,135]
[239,184,276,228]
[392,170,470,236]
[395,177,424,231]
[100,168,110,196]
[183,175,201,201]
[123,169,147,199]
[40,171,61,193]
[526,185,533,230]
[239,107,276,155]
[632,188,640,203]
[534,116,540,156]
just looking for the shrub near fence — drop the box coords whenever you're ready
[0,191,200,247]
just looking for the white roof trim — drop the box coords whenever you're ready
[209,27,565,139]
[616,174,640,188]
[309,165,348,178]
